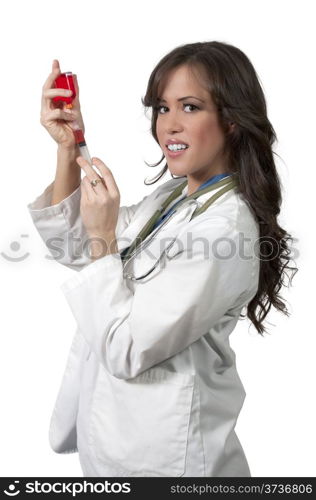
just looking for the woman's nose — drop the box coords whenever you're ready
[165,110,184,133]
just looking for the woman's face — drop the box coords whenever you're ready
[156,64,231,194]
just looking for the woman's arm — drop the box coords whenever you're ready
[60,216,260,380]
[27,150,149,271]
[51,145,81,205]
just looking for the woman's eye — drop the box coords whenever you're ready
[155,104,199,114]
[156,105,167,114]
[183,104,198,112]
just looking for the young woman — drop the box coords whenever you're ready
[28,41,297,477]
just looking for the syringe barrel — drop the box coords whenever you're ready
[79,144,92,165]
[63,104,92,165]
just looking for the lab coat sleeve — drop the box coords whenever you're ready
[60,216,257,380]
[27,180,148,271]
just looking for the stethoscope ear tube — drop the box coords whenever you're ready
[122,177,237,281]
[121,181,188,263]
[121,175,237,265]
[123,236,178,281]
[189,179,237,220]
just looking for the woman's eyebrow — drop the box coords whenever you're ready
[158,95,205,103]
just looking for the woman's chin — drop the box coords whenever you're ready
[167,166,188,178]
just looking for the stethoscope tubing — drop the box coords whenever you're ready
[122,177,237,281]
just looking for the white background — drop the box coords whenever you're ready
[0,0,315,477]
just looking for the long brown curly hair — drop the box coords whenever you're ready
[141,40,298,335]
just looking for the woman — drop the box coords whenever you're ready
[27,41,297,477]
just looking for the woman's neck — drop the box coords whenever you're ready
[187,170,229,196]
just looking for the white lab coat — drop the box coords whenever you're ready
[27,175,260,477]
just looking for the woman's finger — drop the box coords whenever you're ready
[81,176,93,202]
[41,60,61,111]
[91,157,119,196]
[43,88,73,100]
[76,156,105,188]
[42,60,60,90]
[72,74,80,99]
[82,174,104,198]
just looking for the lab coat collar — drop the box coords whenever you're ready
[179,176,236,209]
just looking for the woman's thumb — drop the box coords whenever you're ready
[52,59,61,73]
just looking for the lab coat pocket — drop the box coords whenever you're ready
[88,365,195,476]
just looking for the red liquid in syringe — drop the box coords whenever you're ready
[73,128,86,146]
[53,70,91,162]
[53,72,76,105]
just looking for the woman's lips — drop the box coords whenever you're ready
[165,147,189,158]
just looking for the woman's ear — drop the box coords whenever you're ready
[229,122,235,132]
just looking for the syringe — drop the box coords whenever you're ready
[65,103,92,165]
[53,71,92,164]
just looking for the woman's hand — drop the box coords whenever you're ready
[40,60,85,149]
[76,156,120,259]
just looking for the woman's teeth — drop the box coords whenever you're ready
[167,144,188,151]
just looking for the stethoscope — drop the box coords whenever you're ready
[121,174,238,281]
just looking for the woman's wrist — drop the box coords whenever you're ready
[52,145,81,205]
[88,232,118,260]
[57,144,79,159]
